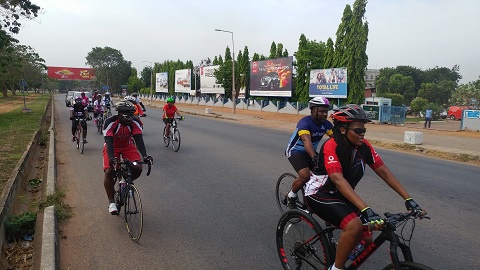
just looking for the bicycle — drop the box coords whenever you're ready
[73,117,87,154]
[163,117,183,152]
[112,157,152,242]
[105,106,113,118]
[275,174,432,270]
[96,113,104,133]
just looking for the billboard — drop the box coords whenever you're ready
[155,72,168,93]
[174,69,192,94]
[47,66,96,81]
[309,67,347,98]
[250,56,293,97]
[200,65,225,94]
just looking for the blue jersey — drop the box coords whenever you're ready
[285,116,333,157]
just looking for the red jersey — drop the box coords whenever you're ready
[103,115,143,148]
[163,104,178,119]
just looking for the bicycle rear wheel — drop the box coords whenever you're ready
[276,173,305,214]
[171,128,181,152]
[124,184,143,242]
[163,126,169,147]
[75,129,80,149]
[276,210,333,269]
[97,118,103,133]
[381,261,434,270]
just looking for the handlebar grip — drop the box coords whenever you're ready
[146,162,152,176]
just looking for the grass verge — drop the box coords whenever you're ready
[0,93,51,194]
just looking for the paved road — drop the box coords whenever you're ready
[55,95,480,269]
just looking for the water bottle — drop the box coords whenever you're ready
[348,240,365,260]
[119,179,126,195]
[128,189,133,198]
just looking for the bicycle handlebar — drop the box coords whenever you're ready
[113,157,153,176]
[363,211,429,230]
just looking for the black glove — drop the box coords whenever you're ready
[360,207,383,225]
[405,198,423,212]
[311,155,319,168]
[70,116,74,120]
[143,156,153,164]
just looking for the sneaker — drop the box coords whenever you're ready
[83,139,88,144]
[109,203,118,215]
[286,196,298,209]
[72,136,75,142]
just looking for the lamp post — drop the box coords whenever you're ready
[143,60,153,103]
[215,28,236,114]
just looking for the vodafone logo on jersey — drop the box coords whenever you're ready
[327,156,338,164]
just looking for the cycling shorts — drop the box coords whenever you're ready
[288,152,315,172]
[102,144,141,171]
[306,191,371,237]
[163,118,174,125]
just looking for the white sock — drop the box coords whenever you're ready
[330,264,343,270]
[288,191,297,198]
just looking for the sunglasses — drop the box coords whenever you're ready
[350,127,367,135]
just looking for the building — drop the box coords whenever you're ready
[364,69,380,88]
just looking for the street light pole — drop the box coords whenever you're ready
[215,28,236,114]
[143,60,153,103]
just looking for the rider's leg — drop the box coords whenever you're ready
[81,119,88,140]
[334,218,363,268]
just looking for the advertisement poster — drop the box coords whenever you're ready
[200,65,225,94]
[249,56,292,97]
[309,68,347,98]
[174,69,192,94]
[155,72,168,93]
[47,66,96,81]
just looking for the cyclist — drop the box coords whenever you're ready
[103,92,114,110]
[102,101,152,215]
[80,92,89,107]
[92,94,105,126]
[162,97,184,138]
[124,96,145,123]
[303,104,426,270]
[69,96,90,143]
[131,92,147,113]
[285,96,333,208]
[92,90,99,104]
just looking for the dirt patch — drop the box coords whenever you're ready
[0,96,36,114]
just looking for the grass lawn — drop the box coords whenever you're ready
[0,93,51,193]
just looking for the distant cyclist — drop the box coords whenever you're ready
[70,96,90,143]
[92,94,105,126]
[285,96,333,208]
[80,92,89,107]
[102,101,152,215]
[131,92,147,113]
[162,97,184,138]
[103,92,114,109]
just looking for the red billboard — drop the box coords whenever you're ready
[250,56,292,97]
[47,66,96,81]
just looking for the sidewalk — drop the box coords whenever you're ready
[145,100,480,163]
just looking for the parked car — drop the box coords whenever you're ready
[66,91,93,111]
[65,91,76,107]
[439,109,447,119]
[447,106,468,120]
[260,72,280,90]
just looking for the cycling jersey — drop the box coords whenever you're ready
[70,103,87,117]
[80,96,89,107]
[103,115,143,148]
[93,100,105,112]
[304,138,384,196]
[163,104,178,119]
[103,97,112,107]
[285,116,333,157]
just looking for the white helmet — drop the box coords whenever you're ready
[124,96,136,103]
[309,96,330,109]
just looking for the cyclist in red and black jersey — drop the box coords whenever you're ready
[102,101,152,215]
[304,105,426,270]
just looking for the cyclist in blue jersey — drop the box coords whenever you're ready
[285,97,333,208]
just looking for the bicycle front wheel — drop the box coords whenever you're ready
[171,128,181,152]
[124,184,143,242]
[276,173,305,214]
[381,261,434,270]
[79,128,84,154]
[163,126,169,147]
[276,210,333,270]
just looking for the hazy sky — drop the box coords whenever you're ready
[15,0,480,83]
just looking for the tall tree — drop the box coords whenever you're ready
[332,6,352,68]
[269,42,277,59]
[423,65,462,85]
[293,34,309,102]
[388,74,416,103]
[239,46,250,97]
[85,47,130,93]
[323,38,335,68]
[215,46,233,98]
[0,0,40,49]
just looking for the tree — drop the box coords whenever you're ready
[293,34,310,102]
[332,6,352,68]
[388,74,415,103]
[381,93,404,106]
[423,65,462,85]
[215,46,234,98]
[85,47,131,93]
[127,68,144,94]
[323,38,335,68]
[450,80,480,106]
[410,97,428,116]
[0,0,40,49]
[269,42,277,59]
[417,80,455,105]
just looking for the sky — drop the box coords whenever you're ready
[14,0,480,83]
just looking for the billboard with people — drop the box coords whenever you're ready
[174,69,191,94]
[250,56,293,97]
[47,66,96,81]
[155,72,168,93]
[200,65,225,94]
[309,67,347,98]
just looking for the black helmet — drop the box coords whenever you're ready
[115,101,136,116]
[331,104,371,123]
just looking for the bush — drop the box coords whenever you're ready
[410,97,428,116]
[5,212,36,241]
